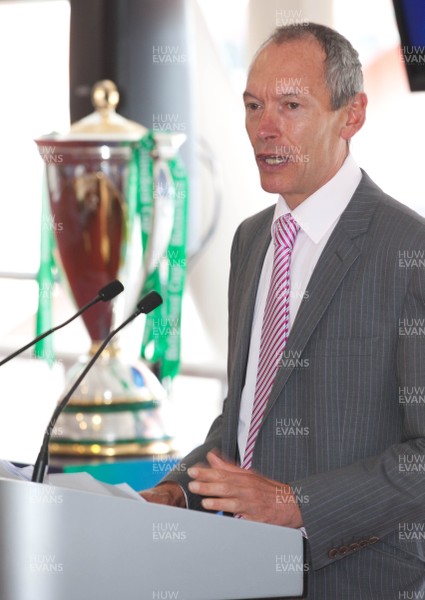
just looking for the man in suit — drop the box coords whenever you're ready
[142,23,425,598]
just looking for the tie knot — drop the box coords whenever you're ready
[272,214,299,249]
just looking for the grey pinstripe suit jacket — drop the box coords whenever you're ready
[165,172,425,599]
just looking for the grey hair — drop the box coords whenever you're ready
[257,23,363,110]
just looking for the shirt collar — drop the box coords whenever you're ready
[273,154,362,244]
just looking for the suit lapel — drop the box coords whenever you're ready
[230,210,273,388]
[262,171,381,419]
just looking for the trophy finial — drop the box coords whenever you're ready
[91,80,120,113]
[68,80,147,137]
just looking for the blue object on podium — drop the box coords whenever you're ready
[51,456,179,490]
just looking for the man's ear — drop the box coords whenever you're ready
[340,92,368,141]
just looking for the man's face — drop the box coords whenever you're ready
[244,38,361,207]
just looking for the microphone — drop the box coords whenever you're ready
[0,280,124,367]
[31,291,163,484]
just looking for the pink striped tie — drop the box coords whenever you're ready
[241,213,299,470]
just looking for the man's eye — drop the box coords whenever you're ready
[287,102,300,110]
[245,103,261,111]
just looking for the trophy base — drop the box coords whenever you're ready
[49,438,175,458]
[51,348,173,459]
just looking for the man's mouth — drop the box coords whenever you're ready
[263,155,287,165]
[256,154,289,167]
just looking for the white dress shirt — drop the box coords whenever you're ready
[237,154,362,460]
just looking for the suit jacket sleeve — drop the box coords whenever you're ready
[291,230,425,570]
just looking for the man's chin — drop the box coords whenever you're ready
[259,179,286,196]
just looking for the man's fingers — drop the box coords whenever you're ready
[140,489,170,505]
[187,465,303,527]
[188,479,238,497]
[188,466,252,488]
[206,451,242,472]
[201,496,242,513]
[139,483,186,508]
[188,464,227,481]
[189,452,250,482]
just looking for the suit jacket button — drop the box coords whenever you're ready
[339,545,349,555]
[349,543,360,552]
[369,536,379,544]
[328,548,339,558]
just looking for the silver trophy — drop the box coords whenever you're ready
[35,81,186,457]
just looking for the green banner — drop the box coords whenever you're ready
[139,134,189,382]
[35,175,56,366]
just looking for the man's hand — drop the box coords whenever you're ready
[188,451,303,528]
[140,482,186,508]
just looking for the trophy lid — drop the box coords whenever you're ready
[41,80,148,143]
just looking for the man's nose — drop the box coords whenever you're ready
[256,108,280,141]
